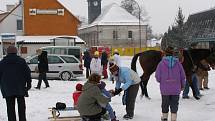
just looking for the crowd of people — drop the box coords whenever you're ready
[0,46,212,121]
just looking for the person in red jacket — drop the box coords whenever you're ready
[73,83,83,108]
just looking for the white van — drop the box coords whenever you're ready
[40,46,82,61]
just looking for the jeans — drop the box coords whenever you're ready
[106,103,115,119]
[182,74,200,97]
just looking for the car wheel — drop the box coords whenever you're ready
[60,71,72,81]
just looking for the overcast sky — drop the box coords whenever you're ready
[1,0,215,34]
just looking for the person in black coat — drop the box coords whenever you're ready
[101,50,108,79]
[0,46,32,121]
[83,49,92,78]
[35,50,49,89]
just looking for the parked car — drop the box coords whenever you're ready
[25,54,83,81]
[40,46,82,62]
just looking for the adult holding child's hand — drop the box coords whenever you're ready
[109,62,141,120]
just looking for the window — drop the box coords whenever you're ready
[113,30,118,40]
[21,47,27,54]
[48,56,63,64]
[29,56,38,64]
[17,20,23,30]
[54,48,67,55]
[43,48,52,54]
[61,56,78,63]
[128,31,133,39]
[68,49,80,60]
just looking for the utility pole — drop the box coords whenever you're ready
[133,0,141,52]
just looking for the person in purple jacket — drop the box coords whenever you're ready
[155,46,186,121]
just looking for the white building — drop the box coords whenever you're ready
[78,3,148,48]
[0,3,23,35]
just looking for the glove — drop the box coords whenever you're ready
[114,88,122,96]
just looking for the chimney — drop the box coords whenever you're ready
[6,5,15,12]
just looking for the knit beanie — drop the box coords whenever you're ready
[76,83,83,91]
[109,63,119,74]
[7,46,17,54]
[98,81,106,89]
[165,46,174,56]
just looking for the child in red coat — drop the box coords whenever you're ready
[73,83,83,108]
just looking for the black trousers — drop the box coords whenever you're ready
[5,96,26,121]
[86,68,91,78]
[37,72,49,88]
[161,95,179,113]
[126,84,139,117]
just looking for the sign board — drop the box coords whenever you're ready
[29,9,64,16]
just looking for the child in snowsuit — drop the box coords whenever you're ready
[73,83,83,109]
[98,81,118,121]
[155,46,186,121]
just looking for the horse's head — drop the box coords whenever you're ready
[206,52,215,69]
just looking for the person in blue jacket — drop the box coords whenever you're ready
[109,63,141,120]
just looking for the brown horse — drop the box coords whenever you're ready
[131,49,215,99]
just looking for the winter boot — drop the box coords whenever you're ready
[111,119,119,121]
[171,113,177,121]
[161,113,168,121]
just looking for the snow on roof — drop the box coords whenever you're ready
[80,3,146,29]
[0,36,85,43]
[57,0,80,22]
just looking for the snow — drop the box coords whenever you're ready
[80,3,146,29]
[0,36,85,43]
[1,56,215,121]
[91,3,145,26]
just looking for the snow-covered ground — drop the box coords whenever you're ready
[0,56,215,121]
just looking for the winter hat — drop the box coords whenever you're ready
[7,46,17,54]
[98,81,106,89]
[114,49,119,55]
[76,83,83,91]
[94,51,99,57]
[88,73,101,84]
[165,46,174,56]
[109,63,119,74]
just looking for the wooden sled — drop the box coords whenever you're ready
[48,107,81,121]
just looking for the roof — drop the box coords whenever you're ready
[0,12,9,21]
[80,3,146,29]
[0,3,21,23]
[0,36,85,44]
[57,0,80,23]
[190,7,215,16]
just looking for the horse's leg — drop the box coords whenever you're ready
[140,74,150,99]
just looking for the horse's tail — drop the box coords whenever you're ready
[131,52,142,72]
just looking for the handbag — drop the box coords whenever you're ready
[55,102,66,110]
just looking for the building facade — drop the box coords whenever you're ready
[23,0,80,35]
[0,3,24,35]
[79,3,147,48]
[0,0,82,57]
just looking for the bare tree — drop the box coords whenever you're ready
[121,0,150,22]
